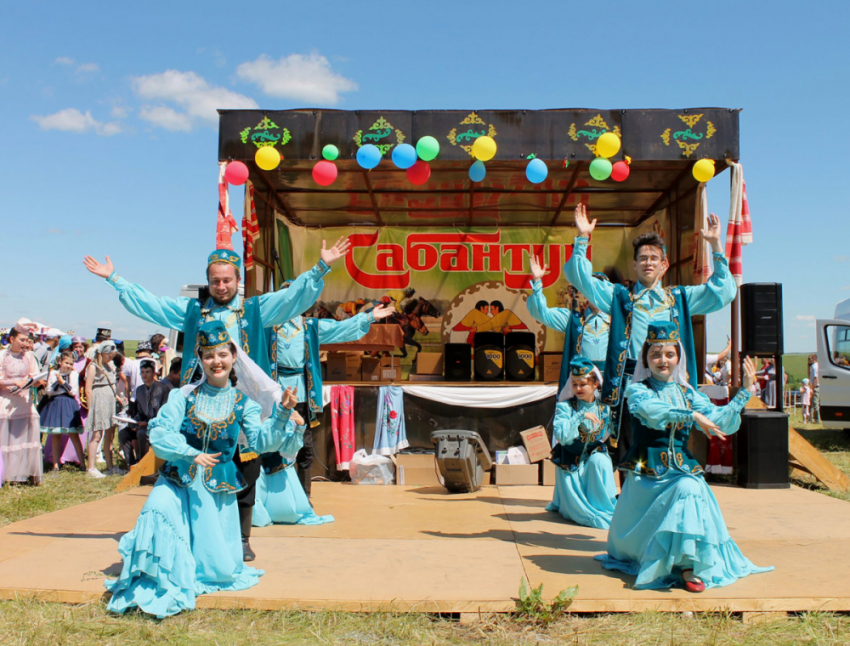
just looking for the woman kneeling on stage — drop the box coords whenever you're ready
[105,321,304,618]
[547,356,618,529]
[595,321,773,592]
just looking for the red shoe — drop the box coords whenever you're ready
[682,569,705,593]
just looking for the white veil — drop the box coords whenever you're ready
[557,365,604,402]
[180,344,282,421]
[632,340,691,389]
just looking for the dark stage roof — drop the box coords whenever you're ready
[218,109,740,229]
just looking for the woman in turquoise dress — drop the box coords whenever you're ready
[105,321,304,618]
[595,321,772,592]
[547,356,618,530]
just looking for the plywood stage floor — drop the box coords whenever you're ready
[0,482,848,614]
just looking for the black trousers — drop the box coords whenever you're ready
[293,402,314,497]
[612,360,638,466]
[118,427,137,466]
[234,451,261,540]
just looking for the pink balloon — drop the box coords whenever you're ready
[611,161,630,182]
[224,161,249,185]
[312,160,338,187]
[407,160,431,186]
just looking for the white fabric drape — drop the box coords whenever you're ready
[401,385,557,408]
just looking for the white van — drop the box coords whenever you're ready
[166,283,245,357]
[815,297,850,430]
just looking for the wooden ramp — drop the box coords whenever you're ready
[1,482,849,613]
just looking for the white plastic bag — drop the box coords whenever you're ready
[507,446,530,465]
[349,449,395,485]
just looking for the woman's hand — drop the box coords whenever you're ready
[371,304,395,320]
[741,356,756,390]
[281,386,298,410]
[14,379,28,389]
[529,255,547,281]
[583,412,601,427]
[290,409,305,426]
[83,255,115,279]
[194,452,221,468]
[693,411,726,440]
[320,237,351,266]
[574,204,596,238]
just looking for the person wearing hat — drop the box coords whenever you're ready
[123,340,157,404]
[594,321,771,593]
[33,328,64,369]
[84,340,126,478]
[547,356,618,530]
[252,299,394,526]
[565,204,737,463]
[84,240,349,558]
[528,256,610,394]
[105,320,306,618]
[122,358,170,465]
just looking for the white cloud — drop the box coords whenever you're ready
[236,53,357,104]
[30,108,122,136]
[834,255,850,262]
[842,285,850,291]
[795,315,816,321]
[55,56,75,65]
[54,57,100,74]
[110,104,131,119]
[131,69,257,131]
[76,62,99,73]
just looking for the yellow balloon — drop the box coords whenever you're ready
[255,146,281,171]
[692,158,715,183]
[596,132,621,159]
[472,135,497,161]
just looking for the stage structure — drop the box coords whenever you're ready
[218,108,740,478]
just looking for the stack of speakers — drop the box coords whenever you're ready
[444,332,536,382]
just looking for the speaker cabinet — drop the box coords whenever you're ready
[736,410,790,489]
[431,430,493,493]
[444,343,472,381]
[740,283,784,356]
[474,332,504,381]
[505,331,536,381]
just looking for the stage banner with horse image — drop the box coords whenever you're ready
[279,222,639,356]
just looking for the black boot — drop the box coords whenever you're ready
[299,465,312,500]
[239,505,255,562]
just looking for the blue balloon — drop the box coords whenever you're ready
[469,160,486,182]
[356,144,382,169]
[526,158,548,184]
[391,143,417,169]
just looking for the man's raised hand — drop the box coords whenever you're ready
[281,386,298,410]
[574,204,596,238]
[83,255,114,279]
[701,213,724,252]
[320,237,351,266]
[371,304,396,320]
[529,255,547,281]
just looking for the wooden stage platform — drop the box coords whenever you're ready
[0,482,848,614]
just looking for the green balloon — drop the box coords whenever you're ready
[322,144,339,161]
[589,157,613,181]
[416,136,440,162]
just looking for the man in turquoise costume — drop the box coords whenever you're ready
[564,204,735,462]
[83,237,350,561]
[528,255,611,395]
[266,296,394,499]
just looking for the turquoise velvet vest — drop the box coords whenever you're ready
[618,380,704,479]
[159,389,249,493]
[551,399,611,473]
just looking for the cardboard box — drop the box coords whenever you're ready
[380,356,399,381]
[416,352,444,375]
[540,353,562,382]
[541,459,556,486]
[520,426,551,463]
[361,357,382,381]
[327,352,362,381]
[396,453,443,486]
[493,464,539,485]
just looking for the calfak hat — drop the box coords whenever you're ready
[208,249,241,271]
[197,320,231,353]
[645,321,680,344]
[569,355,596,378]
[137,340,153,352]
[95,328,112,341]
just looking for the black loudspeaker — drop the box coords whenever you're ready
[505,332,536,382]
[444,343,472,381]
[736,410,790,489]
[474,332,504,380]
[740,283,784,356]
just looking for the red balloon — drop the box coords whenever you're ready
[611,161,630,182]
[407,160,431,185]
[312,160,338,186]
[224,161,249,185]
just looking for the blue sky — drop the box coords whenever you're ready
[1,0,848,352]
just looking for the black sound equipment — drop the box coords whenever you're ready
[736,410,790,489]
[431,430,493,493]
[474,332,504,381]
[505,331,536,382]
[740,283,784,356]
[444,343,472,381]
